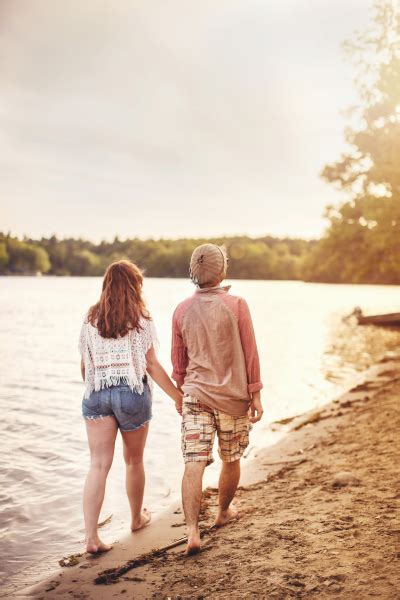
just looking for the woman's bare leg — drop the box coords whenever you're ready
[83,416,118,553]
[121,423,151,531]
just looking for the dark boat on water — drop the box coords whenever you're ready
[351,307,400,327]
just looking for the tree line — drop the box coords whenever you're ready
[0,232,313,280]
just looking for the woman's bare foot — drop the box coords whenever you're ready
[86,538,113,554]
[214,502,240,527]
[185,528,201,556]
[131,508,152,532]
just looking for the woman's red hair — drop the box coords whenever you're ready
[88,260,150,338]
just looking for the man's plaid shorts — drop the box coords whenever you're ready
[181,395,250,465]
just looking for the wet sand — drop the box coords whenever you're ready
[18,357,400,599]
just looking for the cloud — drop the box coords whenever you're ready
[0,0,371,240]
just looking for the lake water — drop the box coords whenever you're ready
[1,277,399,592]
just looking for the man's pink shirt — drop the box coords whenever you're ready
[171,285,263,417]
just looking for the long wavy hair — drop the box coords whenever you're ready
[88,260,150,338]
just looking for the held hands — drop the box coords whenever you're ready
[249,391,263,423]
[145,349,184,415]
[174,387,184,415]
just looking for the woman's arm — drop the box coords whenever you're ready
[81,358,85,382]
[146,346,183,413]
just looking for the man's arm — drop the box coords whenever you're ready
[171,308,189,388]
[249,390,263,423]
[238,298,264,423]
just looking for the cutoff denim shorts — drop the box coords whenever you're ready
[82,380,152,432]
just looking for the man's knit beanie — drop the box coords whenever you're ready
[189,243,228,286]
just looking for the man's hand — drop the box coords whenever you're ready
[249,392,263,423]
[174,387,184,415]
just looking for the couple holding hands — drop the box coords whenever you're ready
[79,243,263,556]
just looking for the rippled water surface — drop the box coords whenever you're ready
[1,277,399,591]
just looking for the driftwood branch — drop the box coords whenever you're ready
[262,458,307,467]
[95,527,216,585]
[98,514,113,528]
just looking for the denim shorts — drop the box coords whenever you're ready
[82,382,152,432]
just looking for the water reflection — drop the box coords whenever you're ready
[323,316,400,382]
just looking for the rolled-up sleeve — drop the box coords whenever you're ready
[238,298,263,394]
[171,308,188,387]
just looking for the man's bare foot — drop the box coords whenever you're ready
[86,538,113,554]
[214,502,240,527]
[131,508,152,532]
[185,529,201,556]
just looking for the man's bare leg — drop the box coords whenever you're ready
[182,461,207,555]
[215,459,241,527]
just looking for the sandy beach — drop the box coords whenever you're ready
[19,355,400,600]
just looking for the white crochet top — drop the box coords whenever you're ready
[79,315,157,399]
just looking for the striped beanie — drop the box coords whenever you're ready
[190,243,228,286]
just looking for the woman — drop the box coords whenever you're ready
[79,260,182,553]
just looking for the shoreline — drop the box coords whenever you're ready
[13,352,400,599]
[2,273,400,287]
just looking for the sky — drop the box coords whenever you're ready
[1,0,371,241]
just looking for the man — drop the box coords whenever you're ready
[171,243,263,554]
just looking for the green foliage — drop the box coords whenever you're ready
[307,0,400,284]
[0,232,311,280]
[3,235,51,274]
[0,242,9,272]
